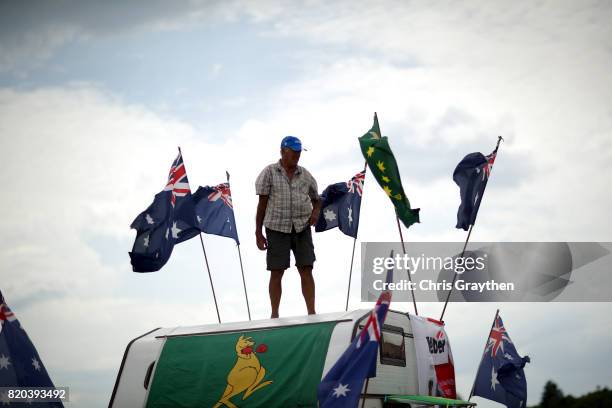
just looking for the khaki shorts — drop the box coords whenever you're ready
[265,226,316,271]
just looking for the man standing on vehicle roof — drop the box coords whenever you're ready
[255,136,321,318]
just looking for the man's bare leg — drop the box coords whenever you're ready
[298,266,315,315]
[269,270,285,318]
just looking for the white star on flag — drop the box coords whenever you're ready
[347,206,353,225]
[491,367,500,390]
[145,214,154,224]
[31,357,41,371]
[504,352,513,360]
[143,234,150,248]
[332,383,350,398]
[324,208,337,222]
[171,222,181,239]
[0,354,10,369]
[197,215,202,224]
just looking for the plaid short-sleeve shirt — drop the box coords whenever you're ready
[255,160,319,233]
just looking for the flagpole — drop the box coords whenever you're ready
[396,216,419,316]
[360,378,370,408]
[345,234,359,312]
[227,171,252,321]
[468,309,499,401]
[178,146,221,324]
[199,235,221,323]
[439,136,503,322]
[439,224,474,321]
[345,162,368,311]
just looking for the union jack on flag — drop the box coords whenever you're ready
[356,287,391,348]
[207,182,233,208]
[483,151,497,180]
[486,315,511,357]
[347,171,365,196]
[0,300,17,334]
[164,152,191,206]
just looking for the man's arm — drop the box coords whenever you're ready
[256,195,269,250]
[309,197,321,226]
[307,172,321,226]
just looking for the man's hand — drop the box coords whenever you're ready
[309,198,321,226]
[256,231,268,250]
[308,211,319,226]
[256,195,269,250]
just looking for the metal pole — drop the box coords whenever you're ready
[360,378,370,408]
[178,146,221,324]
[345,162,368,311]
[199,234,221,323]
[439,224,474,321]
[237,245,252,320]
[396,216,418,316]
[468,309,500,401]
[345,237,359,312]
[226,171,252,321]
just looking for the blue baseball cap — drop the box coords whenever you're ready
[280,136,304,152]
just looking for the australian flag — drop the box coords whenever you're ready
[0,290,63,407]
[315,171,365,238]
[473,314,530,408]
[192,182,240,245]
[129,150,200,272]
[454,145,498,231]
[317,253,392,407]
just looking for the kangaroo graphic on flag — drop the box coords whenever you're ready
[213,335,272,408]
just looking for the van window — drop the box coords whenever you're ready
[380,324,406,366]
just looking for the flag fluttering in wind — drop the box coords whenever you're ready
[454,141,499,231]
[129,150,199,272]
[193,182,240,245]
[317,253,393,407]
[358,114,420,229]
[315,170,365,238]
[472,313,530,408]
[0,290,64,407]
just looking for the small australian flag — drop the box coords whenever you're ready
[473,313,530,408]
[129,150,200,272]
[193,182,240,245]
[0,290,64,407]
[315,170,365,238]
[317,251,393,407]
[454,144,498,231]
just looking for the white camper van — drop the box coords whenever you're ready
[109,309,472,407]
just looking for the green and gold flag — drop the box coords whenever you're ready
[145,322,336,408]
[358,113,420,228]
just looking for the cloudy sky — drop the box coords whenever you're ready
[1,1,612,406]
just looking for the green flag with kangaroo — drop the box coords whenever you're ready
[358,113,420,228]
[145,322,336,408]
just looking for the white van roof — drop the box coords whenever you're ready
[156,309,372,338]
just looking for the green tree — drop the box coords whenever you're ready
[540,381,564,408]
[530,380,612,408]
